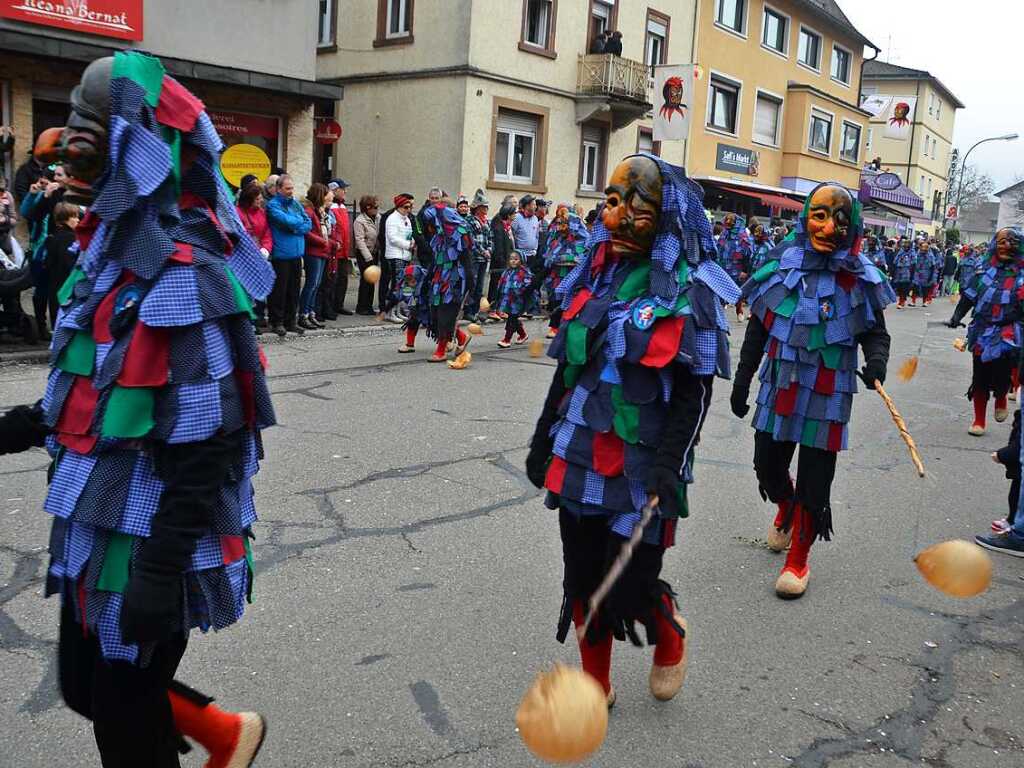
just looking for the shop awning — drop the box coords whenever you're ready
[706,182,805,212]
[870,199,933,225]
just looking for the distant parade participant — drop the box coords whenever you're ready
[748,217,775,273]
[911,239,939,306]
[957,244,983,296]
[422,202,475,362]
[525,153,740,705]
[946,228,1024,436]
[541,205,588,338]
[730,183,893,599]
[892,238,914,308]
[716,212,752,319]
[863,232,887,274]
[27,52,274,767]
[496,249,531,348]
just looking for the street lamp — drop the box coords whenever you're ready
[954,133,1019,217]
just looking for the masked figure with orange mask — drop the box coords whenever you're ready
[524,154,740,706]
[730,182,893,599]
[947,227,1024,436]
[30,52,274,767]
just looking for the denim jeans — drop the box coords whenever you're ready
[300,256,325,315]
[464,261,489,317]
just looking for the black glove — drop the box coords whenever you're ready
[858,361,886,390]
[645,464,681,518]
[120,561,185,643]
[730,386,750,418]
[525,437,552,489]
[0,402,49,456]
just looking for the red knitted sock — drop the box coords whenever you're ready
[572,602,612,694]
[168,690,241,765]
[652,593,683,666]
[973,392,988,428]
[405,327,416,347]
[782,505,814,576]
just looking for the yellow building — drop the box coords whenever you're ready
[687,0,876,217]
[860,61,964,230]
[316,0,697,207]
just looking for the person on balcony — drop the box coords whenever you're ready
[589,30,608,54]
[605,30,623,56]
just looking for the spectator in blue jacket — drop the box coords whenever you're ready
[265,174,312,336]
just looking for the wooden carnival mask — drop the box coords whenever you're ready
[602,156,663,257]
[806,185,853,254]
[994,228,1020,262]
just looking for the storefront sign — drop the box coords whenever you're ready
[220,144,271,188]
[208,111,279,141]
[315,119,342,145]
[874,172,902,190]
[0,0,143,41]
[715,143,759,176]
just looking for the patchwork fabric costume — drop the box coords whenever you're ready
[422,203,474,361]
[525,153,740,704]
[33,52,273,767]
[716,215,752,287]
[543,211,589,332]
[497,261,532,344]
[912,247,939,304]
[398,263,432,352]
[750,232,776,273]
[948,228,1024,435]
[892,246,913,306]
[731,182,893,599]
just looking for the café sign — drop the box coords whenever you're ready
[715,143,759,177]
[0,0,143,41]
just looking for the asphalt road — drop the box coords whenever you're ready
[1,303,1022,768]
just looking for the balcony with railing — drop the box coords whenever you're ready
[575,54,652,128]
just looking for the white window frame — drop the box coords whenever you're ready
[386,0,411,39]
[318,0,335,47]
[752,88,784,148]
[713,0,748,39]
[807,107,834,156]
[759,4,790,59]
[797,24,822,73]
[494,114,539,185]
[935,96,941,119]
[580,140,601,192]
[830,43,852,87]
[645,15,668,67]
[522,0,554,49]
[705,70,743,138]
[839,119,863,164]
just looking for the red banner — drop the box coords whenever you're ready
[208,111,279,141]
[0,0,143,41]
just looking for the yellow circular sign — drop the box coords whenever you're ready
[220,143,272,188]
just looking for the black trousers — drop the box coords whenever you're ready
[333,261,350,312]
[58,601,187,768]
[503,313,524,339]
[353,253,378,313]
[268,259,301,328]
[753,431,837,539]
[486,269,502,308]
[969,355,1014,399]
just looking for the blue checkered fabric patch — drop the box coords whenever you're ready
[121,453,164,537]
[140,265,202,326]
[95,592,139,663]
[202,321,233,380]
[45,452,98,520]
[168,381,222,443]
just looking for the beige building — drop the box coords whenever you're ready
[688,0,875,217]
[860,60,964,229]
[316,0,697,207]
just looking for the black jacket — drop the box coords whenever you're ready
[605,37,623,56]
[44,228,77,298]
[13,159,44,205]
[490,214,513,272]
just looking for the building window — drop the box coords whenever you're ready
[637,126,661,157]
[831,45,851,85]
[579,123,607,192]
[491,105,548,188]
[808,109,832,154]
[753,91,782,146]
[866,127,873,152]
[522,0,555,51]
[798,26,821,70]
[714,0,746,35]
[318,0,336,48]
[840,121,861,163]
[375,0,414,46]
[707,74,740,134]
[761,6,788,54]
[587,0,616,51]
[645,11,669,67]
[935,97,941,119]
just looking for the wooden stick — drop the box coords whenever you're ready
[580,497,658,638]
[874,382,926,478]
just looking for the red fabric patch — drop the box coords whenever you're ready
[661,518,677,548]
[58,432,99,454]
[850,236,862,257]
[235,370,256,427]
[767,338,779,359]
[258,347,268,371]
[154,77,205,132]
[168,242,194,265]
[1004,276,1016,291]
[640,317,685,368]
[774,383,798,416]
[592,431,625,477]
[1003,324,1016,341]
[57,375,100,436]
[220,535,246,565]
[117,322,170,387]
[75,212,100,253]
[178,191,207,211]
[91,272,133,344]
[991,304,1002,319]
[836,270,856,292]
[762,308,775,331]
[827,423,844,452]
[814,366,836,395]
[544,456,568,494]
[563,287,593,321]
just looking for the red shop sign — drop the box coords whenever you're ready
[315,119,342,145]
[0,0,143,41]
[208,111,279,141]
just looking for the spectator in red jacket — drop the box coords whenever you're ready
[324,178,352,317]
[300,183,334,329]
[236,180,273,330]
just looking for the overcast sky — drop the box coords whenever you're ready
[840,0,1022,193]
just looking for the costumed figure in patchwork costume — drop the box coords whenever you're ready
[496,250,532,347]
[863,233,887,275]
[716,212,753,319]
[21,52,275,767]
[396,262,431,353]
[524,154,740,706]
[946,227,1024,436]
[891,239,914,308]
[542,205,589,338]
[730,182,893,599]
[748,217,776,273]
[911,240,938,306]
[957,246,983,296]
[422,203,475,362]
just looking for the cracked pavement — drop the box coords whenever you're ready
[1,310,1022,767]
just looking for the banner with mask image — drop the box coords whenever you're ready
[652,65,695,142]
[883,96,917,141]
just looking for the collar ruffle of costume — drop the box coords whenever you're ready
[38,52,274,662]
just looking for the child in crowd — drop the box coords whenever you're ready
[991,409,1021,534]
[43,201,80,325]
[496,250,530,348]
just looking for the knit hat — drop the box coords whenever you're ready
[470,188,489,209]
[394,193,413,208]
[456,194,469,206]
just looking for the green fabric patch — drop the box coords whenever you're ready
[774,292,798,318]
[675,482,689,519]
[752,260,779,282]
[764,412,776,433]
[225,265,255,319]
[800,418,819,448]
[808,323,826,351]
[563,363,582,389]
[112,51,165,107]
[57,267,86,306]
[616,263,651,301]
[820,344,841,370]
[244,537,255,604]
[101,386,156,438]
[57,331,96,376]
[611,385,639,444]
[96,533,134,593]
[566,320,588,366]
